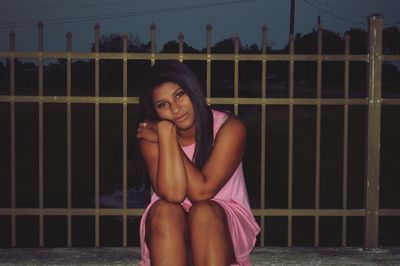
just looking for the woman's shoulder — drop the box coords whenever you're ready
[212,109,246,140]
[211,109,233,127]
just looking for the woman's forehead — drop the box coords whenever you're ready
[152,82,181,98]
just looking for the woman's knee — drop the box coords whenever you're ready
[146,199,186,234]
[188,200,226,229]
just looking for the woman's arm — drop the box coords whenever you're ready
[138,120,187,203]
[155,120,187,202]
[183,116,246,202]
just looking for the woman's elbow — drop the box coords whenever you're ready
[188,191,214,203]
[159,189,186,203]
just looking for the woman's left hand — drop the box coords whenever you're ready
[136,121,158,143]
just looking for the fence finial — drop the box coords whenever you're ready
[317,25,322,54]
[9,31,15,51]
[234,33,240,54]
[94,23,100,52]
[262,24,268,32]
[178,32,184,41]
[289,33,295,54]
[38,21,44,52]
[261,24,268,54]
[150,23,157,54]
[289,33,295,43]
[123,33,128,53]
[206,23,212,54]
[369,13,383,19]
[66,31,72,52]
[178,32,184,53]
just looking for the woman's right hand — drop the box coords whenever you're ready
[136,121,158,143]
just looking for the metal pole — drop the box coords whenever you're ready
[290,0,295,35]
[364,14,383,250]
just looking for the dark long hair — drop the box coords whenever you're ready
[139,61,214,169]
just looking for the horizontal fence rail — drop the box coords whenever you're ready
[0,15,399,249]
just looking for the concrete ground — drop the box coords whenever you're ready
[0,247,399,265]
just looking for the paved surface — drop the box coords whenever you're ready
[0,247,399,265]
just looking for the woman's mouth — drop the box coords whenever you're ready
[174,113,188,122]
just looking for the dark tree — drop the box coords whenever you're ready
[383,26,400,54]
[160,40,201,53]
[212,37,237,53]
[344,28,368,54]
[90,33,149,53]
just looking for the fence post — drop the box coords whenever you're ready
[364,14,383,250]
[234,34,239,115]
[178,32,184,62]
[94,22,100,248]
[66,30,72,248]
[150,23,156,66]
[37,21,44,248]
[206,23,212,102]
[122,33,128,248]
[260,24,267,248]
[9,30,16,248]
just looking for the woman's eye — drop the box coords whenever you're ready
[157,102,167,109]
[176,91,185,98]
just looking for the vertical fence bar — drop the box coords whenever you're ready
[178,32,184,63]
[66,31,72,247]
[342,34,350,247]
[122,34,128,247]
[65,31,73,247]
[9,31,16,248]
[314,25,322,247]
[150,23,156,66]
[206,24,212,103]
[94,23,100,247]
[149,23,156,196]
[122,34,128,248]
[364,14,383,250]
[288,34,294,247]
[234,34,239,116]
[37,21,44,248]
[260,24,267,247]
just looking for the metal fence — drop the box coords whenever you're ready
[0,15,399,249]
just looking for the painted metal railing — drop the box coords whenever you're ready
[0,15,399,249]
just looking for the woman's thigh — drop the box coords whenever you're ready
[145,199,187,242]
[145,200,189,266]
[187,200,235,264]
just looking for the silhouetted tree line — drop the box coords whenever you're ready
[0,26,399,96]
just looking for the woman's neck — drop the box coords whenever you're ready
[177,126,196,147]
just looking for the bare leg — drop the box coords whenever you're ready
[145,199,188,266]
[188,200,235,266]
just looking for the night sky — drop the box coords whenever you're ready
[0,0,399,52]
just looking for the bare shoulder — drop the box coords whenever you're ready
[215,115,247,143]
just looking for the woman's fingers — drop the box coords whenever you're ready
[136,126,158,142]
[139,121,157,130]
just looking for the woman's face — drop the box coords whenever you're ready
[152,81,195,131]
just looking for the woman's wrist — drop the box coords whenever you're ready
[157,120,176,138]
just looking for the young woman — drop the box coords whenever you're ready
[136,61,260,266]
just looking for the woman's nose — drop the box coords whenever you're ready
[170,102,180,114]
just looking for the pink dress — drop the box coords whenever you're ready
[139,109,260,266]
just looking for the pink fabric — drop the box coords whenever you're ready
[139,109,260,266]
